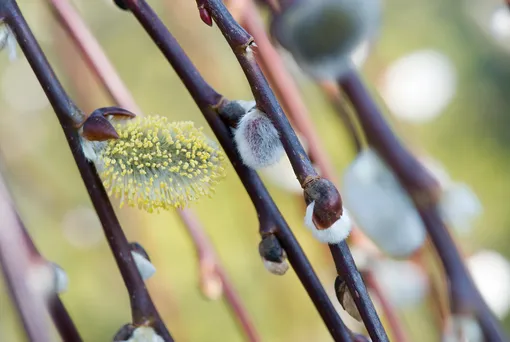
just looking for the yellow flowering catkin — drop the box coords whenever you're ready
[91,116,226,213]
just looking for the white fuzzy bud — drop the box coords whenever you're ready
[27,262,55,298]
[26,261,69,297]
[131,251,156,281]
[467,250,510,319]
[233,107,284,169]
[442,315,483,342]
[0,24,18,61]
[342,149,426,257]
[119,326,164,342]
[271,0,380,80]
[371,259,428,308]
[304,201,352,244]
[439,182,482,235]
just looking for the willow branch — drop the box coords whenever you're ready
[19,209,83,342]
[339,70,506,341]
[0,176,52,342]
[0,0,172,339]
[116,0,352,339]
[319,82,363,153]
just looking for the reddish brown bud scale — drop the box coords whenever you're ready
[304,178,342,230]
[81,115,119,141]
[199,7,213,27]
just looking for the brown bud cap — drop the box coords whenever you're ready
[81,115,119,141]
[81,107,137,141]
[258,234,285,263]
[304,178,342,230]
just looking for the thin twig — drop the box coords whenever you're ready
[0,0,172,339]
[319,82,363,153]
[116,0,353,339]
[339,70,507,341]
[20,209,83,342]
[0,152,82,340]
[0,174,52,342]
[47,1,259,340]
[179,211,260,341]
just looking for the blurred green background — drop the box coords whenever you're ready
[1,0,510,341]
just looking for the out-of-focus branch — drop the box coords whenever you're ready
[0,174,52,342]
[0,0,172,339]
[47,1,260,340]
[47,0,140,114]
[319,82,363,153]
[179,212,260,341]
[339,70,507,341]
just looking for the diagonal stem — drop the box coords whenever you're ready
[0,175,53,342]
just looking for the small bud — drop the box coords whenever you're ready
[129,242,156,281]
[80,115,226,212]
[81,115,119,141]
[116,325,165,342]
[270,0,380,80]
[218,100,256,128]
[0,23,18,61]
[439,182,482,235]
[27,261,55,298]
[198,6,213,27]
[353,334,372,342]
[259,235,289,275]
[232,104,284,169]
[199,260,223,300]
[113,0,129,11]
[442,314,483,342]
[113,324,136,341]
[51,263,69,294]
[342,149,426,257]
[303,178,351,244]
[334,276,362,322]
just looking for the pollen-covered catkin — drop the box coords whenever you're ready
[82,115,226,212]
